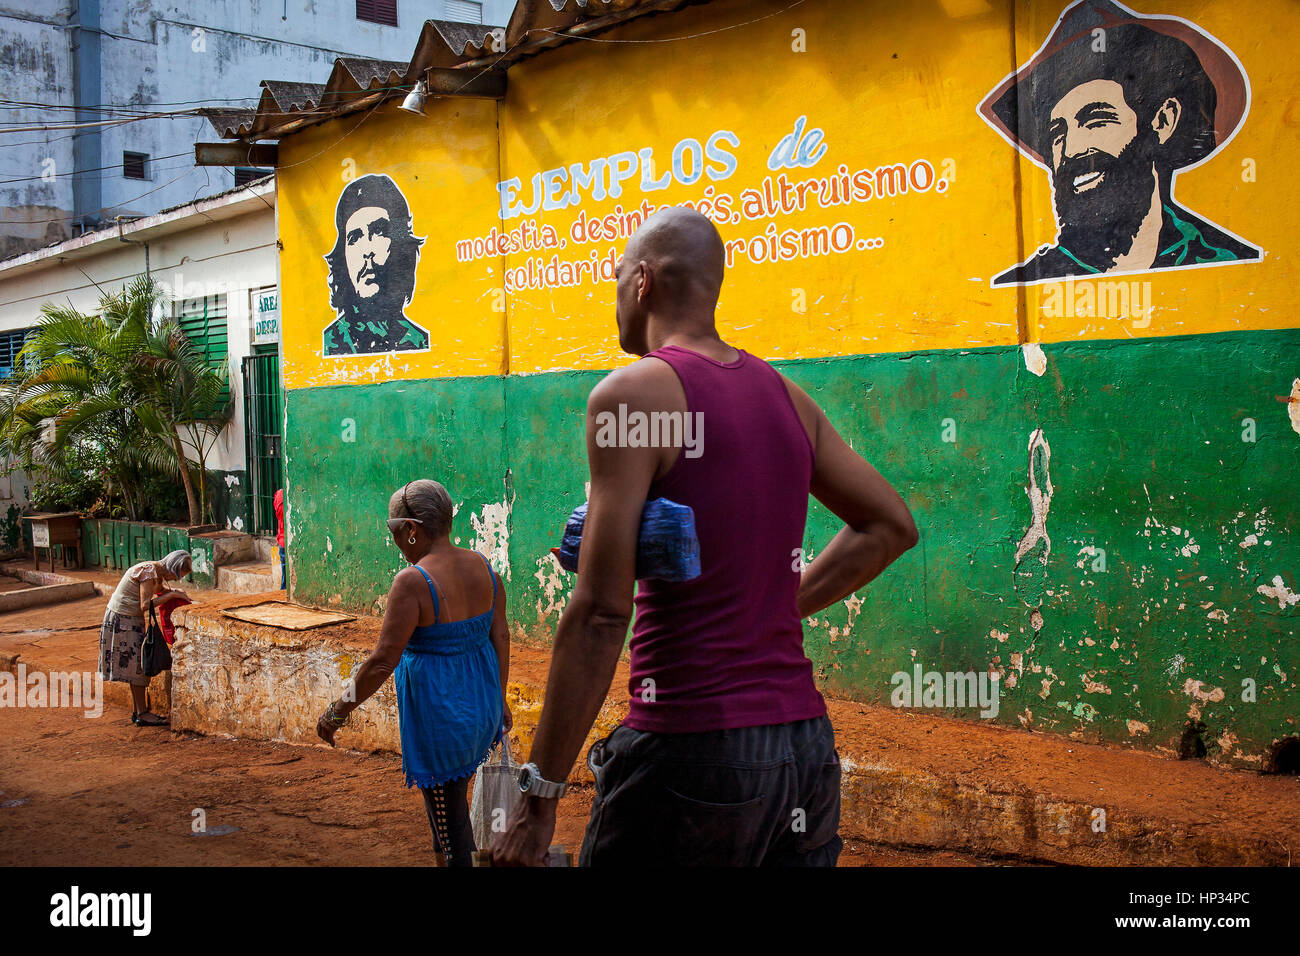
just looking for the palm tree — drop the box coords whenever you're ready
[133,316,234,525]
[0,282,160,519]
[0,275,234,526]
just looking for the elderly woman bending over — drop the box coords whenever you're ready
[98,549,192,727]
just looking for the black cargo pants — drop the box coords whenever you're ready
[578,714,842,867]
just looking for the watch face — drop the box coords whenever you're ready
[518,767,532,792]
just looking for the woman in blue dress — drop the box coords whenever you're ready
[316,479,511,866]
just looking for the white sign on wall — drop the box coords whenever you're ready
[252,287,280,345]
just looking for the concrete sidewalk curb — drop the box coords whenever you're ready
[836,758,1290,866]
[3,566,114,596]
[0,580,97,612]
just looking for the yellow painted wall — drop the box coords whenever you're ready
[276,97,505,390]
[275,0,1295,385]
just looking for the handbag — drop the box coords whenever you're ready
[469,737,521,851]
[141,605,173,677]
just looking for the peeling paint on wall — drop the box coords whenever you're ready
[472,499,513,581]
[1014,429,1053,568]
[533,552,570,622]
[1022,342,1047,377]
[1256,574,1299,609]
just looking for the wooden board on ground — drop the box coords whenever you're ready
[222,601,355,630]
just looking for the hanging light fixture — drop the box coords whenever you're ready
[400,78,428,116]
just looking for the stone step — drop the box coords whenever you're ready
[252,536,279,563]
[216,561,278,595]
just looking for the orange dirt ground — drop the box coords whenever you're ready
[0,576,988,866]
[4,562,1298,866]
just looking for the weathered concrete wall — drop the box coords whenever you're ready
[0,0,442,255]
[78,519,222,589]
[0,2,75,258]
[169,600,620,783]
[273,0,1300,767]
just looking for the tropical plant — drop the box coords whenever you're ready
[0,275,234,526]
[132,311,234,525]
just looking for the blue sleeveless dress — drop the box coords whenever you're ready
[395,556,505,789]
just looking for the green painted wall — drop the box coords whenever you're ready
[283,376,508,612]
[209,469,250,534]
[79,519,218,588]
[284,328,1300,765]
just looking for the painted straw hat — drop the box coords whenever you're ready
[978,0,1249,171]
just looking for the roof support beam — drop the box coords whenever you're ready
[423,66,506,99]
[195,142,280,167]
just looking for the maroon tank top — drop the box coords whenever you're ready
[625,344,827,733]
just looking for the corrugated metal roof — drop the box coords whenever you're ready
[320,59,411,108]
[408,19,507,74]
[213,1,722,142]
[259,81,329,114]
[200,108,259,139]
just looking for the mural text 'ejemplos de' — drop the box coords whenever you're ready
[455,116,947,293]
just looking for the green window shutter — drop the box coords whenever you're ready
[175,295,230,407]
[0,327,33,380]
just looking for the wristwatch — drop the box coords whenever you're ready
[517,762,567,799]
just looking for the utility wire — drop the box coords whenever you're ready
[0,150,193,187]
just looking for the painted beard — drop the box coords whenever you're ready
[348,266,402,319]
[1052,127,1160,270]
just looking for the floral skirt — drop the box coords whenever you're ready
[99,610,149,686]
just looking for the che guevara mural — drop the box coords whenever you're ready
[323,174,430,356]
[979,0,1262,286]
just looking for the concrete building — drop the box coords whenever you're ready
[0,176,278,541]
[0,0,516,259]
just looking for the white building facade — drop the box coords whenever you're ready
[0,178,280,534]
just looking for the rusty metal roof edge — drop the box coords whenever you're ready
[223,0,727,143]
[318,58,412,108]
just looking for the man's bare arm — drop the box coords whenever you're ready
[782,375,919,617]
[497,361,667,856]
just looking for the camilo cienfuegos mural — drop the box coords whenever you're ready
[980,0,1262,286]
[323,174,430,356]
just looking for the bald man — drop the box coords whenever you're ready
[493,207,918,867]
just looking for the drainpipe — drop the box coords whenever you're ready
[117,216,149,278]
[71,0,103,233]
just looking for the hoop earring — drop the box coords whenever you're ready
[409,533,417,545]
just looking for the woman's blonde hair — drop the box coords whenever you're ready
[390,479,454,537]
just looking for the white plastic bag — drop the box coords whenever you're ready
[470,737,521,851]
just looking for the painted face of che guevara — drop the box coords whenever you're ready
[1047,78,1163,264]
[345,206,393,301]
